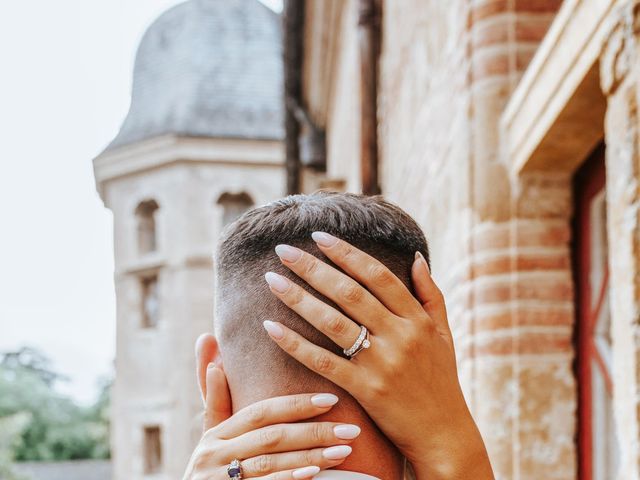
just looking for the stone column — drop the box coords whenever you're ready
[468,1,568,478]
[600,2,640,478]
[510,172,577,480]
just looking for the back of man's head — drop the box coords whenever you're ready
[215,192,429,476]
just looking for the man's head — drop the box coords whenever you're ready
[214,192,429,476]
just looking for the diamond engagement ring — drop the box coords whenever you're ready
[227,459,242,479]
[343,325,371,359]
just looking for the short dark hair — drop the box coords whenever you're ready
[215,192,429,407]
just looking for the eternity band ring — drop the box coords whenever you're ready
[227,459,242,479]
[343,325,371,359]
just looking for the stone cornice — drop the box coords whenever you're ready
[92,135,284,198]
[500,0,619,175]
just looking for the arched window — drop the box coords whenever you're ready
[217,192,254,226]
[135,200,159,254]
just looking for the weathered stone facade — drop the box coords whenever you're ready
[296,0,640,478]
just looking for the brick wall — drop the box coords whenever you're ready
[376,1,568,476]
[301,0,640,477]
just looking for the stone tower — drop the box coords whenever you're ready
[92,1,284,478]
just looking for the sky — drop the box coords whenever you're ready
[0,0,282,405]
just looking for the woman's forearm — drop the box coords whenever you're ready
[412,416,494,480]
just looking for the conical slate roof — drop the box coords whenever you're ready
[107,0,284,151]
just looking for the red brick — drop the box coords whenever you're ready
[472,19,509,48]
[514,0,563,13]
[473,226,509,250]
[476,307,574,331]
[472,254,511,277]
[474,331,572,356]
[515,223,571,247]
[470,250,571,278]
[515,276,573,301]
[516,18,553,43]
[516,252,570,271]
[474,274,573,304]
[475,280,512,304]
[471,0,509,25]
[473,50,511,81]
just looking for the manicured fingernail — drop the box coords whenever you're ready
[263,320,284,340]
[292,466,321,479]
[311,393,339,408]
[275,244,302,263]
[312,231,338,247]
[207,362,216,370]
[265,271,290,293]
[322,445,352,460]
[334,424,361,440]
[415,251,430,274]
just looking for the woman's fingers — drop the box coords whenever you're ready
[412,252,453,344]
[263,321,355,390]
[215,393,339,439]
[264,272,362,349]
[311,232,425,318]
[273,244,392,331]
[250,465,321,480]
[204,362,232,431]
[217,421,360,462]
[239,445,351,478]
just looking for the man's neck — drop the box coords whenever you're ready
[230,386,403,479]
[310,402,403,480]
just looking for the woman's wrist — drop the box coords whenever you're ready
[412,443,493,480]
[411,416,494,480]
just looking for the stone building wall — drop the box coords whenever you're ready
[94,137,285,480]
[299,0,639,478]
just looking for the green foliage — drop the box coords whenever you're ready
[0,413,31,480]
[0,347,111,467]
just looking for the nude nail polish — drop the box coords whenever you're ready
[312,231,338,247]
[311,393,339,407]
[275,244,302,262]
[334,424,361,440]
[265,271,290,293]
[263,320,284,340]
[293,466,321,479]
[322,445,352,460]
[415,251,430,274]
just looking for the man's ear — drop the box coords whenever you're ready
[195,333,222,405]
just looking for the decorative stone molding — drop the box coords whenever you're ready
[501,0,615,175]
[93,135,284,196]
[601,0,640,96]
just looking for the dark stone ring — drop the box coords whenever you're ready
[227,459,242,479]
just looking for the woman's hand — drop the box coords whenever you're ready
[183,353,357,479]
[262,233,494,480]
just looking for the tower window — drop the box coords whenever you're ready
[217,192,254,226]
[141,275,159,329]
[135,200,159,254]
[143,426,162,474]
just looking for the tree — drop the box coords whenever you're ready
[0,347,111,466]
[0,413,30,480]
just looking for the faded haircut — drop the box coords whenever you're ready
[215,192,429,409]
